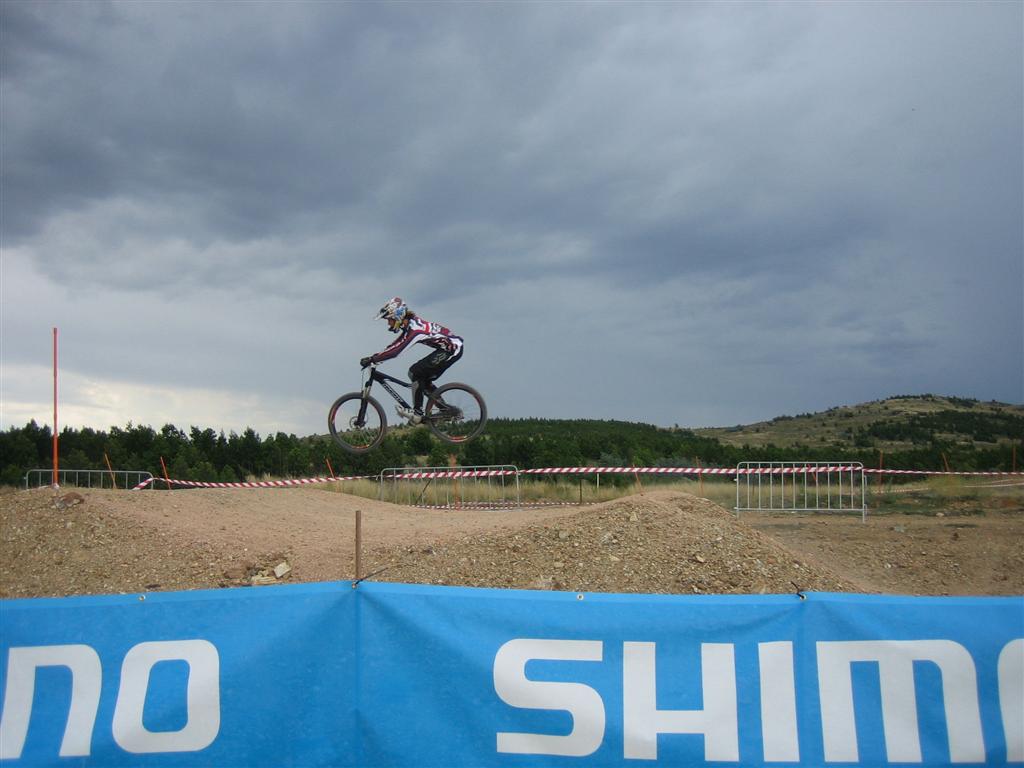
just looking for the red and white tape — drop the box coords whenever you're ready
[382,469,518,481]
[132,475,368,491]
[522,466,737,476]
[521,466,1023,478]
[411,500,590,510]
[385,466,858,481]
[864,469,1023,477]
[132,465,1024,490]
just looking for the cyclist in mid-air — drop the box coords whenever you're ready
[360,297,464,424]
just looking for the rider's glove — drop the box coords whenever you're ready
[360,356,372,368]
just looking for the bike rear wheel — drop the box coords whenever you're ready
[424,383,487,445]
[328,393,387,454]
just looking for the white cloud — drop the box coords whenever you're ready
[2,361,321,436]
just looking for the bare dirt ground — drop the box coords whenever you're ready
[1,486,1021,599]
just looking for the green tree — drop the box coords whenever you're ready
[286,445,312,477]
[405,428,433,456]
[0,430,37,485]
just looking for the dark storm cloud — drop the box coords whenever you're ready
[2,3,783,268]
[1,1,1020,434]
[2,2,377,242]
[6,2,1016,284]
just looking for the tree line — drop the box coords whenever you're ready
[857,410,1024,446]
[1,415,1019,487]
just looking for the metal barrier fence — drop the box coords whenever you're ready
[735,462,866,520]
[379,465,520,509]
[23,468,155,491]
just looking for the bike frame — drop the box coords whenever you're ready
[363,366,414,412]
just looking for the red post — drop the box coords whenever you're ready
[325,456,337,480]
[160,456,173,491]
[52,328,58,488]
[104,452,118,489]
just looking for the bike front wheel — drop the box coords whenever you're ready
[424,383,488,445]
[328,393,387,454]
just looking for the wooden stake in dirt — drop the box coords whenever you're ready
[104,452,118,489]
[354,509,362,583]
[325,456,337,480]
[449,453,460,508]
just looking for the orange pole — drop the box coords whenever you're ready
[160,456,173,491]
[325,456,337,479]
[104,452,118,489]
[52,328,58,488]
[942,452,952,474]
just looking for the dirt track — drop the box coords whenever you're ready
[1,486,1022,599]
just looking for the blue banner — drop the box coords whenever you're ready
[1,583,1021,766]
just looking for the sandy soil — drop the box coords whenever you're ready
[1,486,1021,599]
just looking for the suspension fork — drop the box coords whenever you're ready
[356,371,376,423]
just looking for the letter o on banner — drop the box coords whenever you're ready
[111,640,220,754]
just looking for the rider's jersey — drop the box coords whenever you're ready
[370,315,463,364]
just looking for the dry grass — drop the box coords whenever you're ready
[317,472,1023,518]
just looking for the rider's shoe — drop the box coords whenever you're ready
[396,406,424,425]
[433,400,459,419]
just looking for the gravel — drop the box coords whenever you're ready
[2,486,1020,599]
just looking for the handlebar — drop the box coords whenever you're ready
[360,361,379,387]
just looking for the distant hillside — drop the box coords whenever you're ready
[696,395,1024,451]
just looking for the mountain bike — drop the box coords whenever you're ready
[328,363,487,454]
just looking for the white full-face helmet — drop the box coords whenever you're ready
[376,297,410,333]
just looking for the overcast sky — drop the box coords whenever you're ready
[2,0,1021,439]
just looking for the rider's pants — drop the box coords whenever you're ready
[409,348,463,410]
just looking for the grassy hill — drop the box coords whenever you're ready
[695,395,1024,452]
